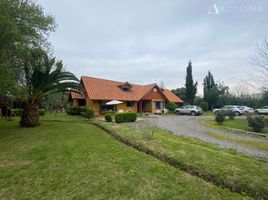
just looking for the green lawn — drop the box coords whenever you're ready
[0,114,249,199]
[201,118,268,134]
[97,120,268,199]
[206,132,268,151]
[202,111,214,116]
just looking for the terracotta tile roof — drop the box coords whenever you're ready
[70,91,85,99]
[80,76,183,102]
[162,89,183,103]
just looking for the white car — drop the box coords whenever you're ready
[175,105,202,116]
[255,106,268,115]
[213,105,243,116]
[239,106,255,114]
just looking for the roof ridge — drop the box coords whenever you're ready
[81,76,156,87]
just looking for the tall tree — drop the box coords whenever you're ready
[20,49,80,127]
[172,87,186,101]
[203,71,216,102]
[250,38,268,90]
[185,60,198,104]
[0,0,55,96]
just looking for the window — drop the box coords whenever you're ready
[127,101,134,107]
[122,86,130,92]
[155,102,162,109]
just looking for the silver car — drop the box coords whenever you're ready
[239,106,255,114]
[213,105,243,116]
[255,106,268,115]
[175,105,202,116]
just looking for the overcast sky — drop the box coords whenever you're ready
[38,0,267,95]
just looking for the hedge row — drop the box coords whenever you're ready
[115,112,137,123]
[66,106,94,119]
[13,108,46,116]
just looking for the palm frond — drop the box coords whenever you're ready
[24,48,81,103]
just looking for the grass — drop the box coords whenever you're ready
[201,118,268,134]
[0,114,249,199]
[97,120,268,199]
[207,132,268,151]
[202,111,214,116]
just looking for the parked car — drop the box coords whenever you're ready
[175,105,202,116]
[239,106,255,114]
[213,105,243,116]
[255,106,268,115]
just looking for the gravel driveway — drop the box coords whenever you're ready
[147,115,268,160]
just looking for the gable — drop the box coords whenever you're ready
[141,86,165,101]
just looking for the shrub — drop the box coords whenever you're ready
[215,111,225,125]
[38,109,46,116]
[225,110,236,120]
[13,108,45,116]
[105,114,113,122]
[12,108,23,116]
[81,108,95,119]
[246,114,265,133]
[264,116,268,126]
[165,102,177,111]
[66,106,81,115]
[200,102,209,112]
[115,112,137,123]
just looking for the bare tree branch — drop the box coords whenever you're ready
[250,38,268,89]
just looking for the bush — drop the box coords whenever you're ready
[265,117,268,126]
[38,109,46,116]
[115,112,137,123]
[12,108,23,116]
[200,102,209,112]
[225,110,236,120]
[215,111,225,125]
[13,108,45,116]
[81,108,95,119]
[246,114,265,132]
[105,114,113,122]
[165,102,177,111]
[66,106,81,115]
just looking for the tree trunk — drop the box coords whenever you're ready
[20,101,40,127]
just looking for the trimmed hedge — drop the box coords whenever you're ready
[81,108,95,119]
[215,111,225,124]
[105,114,113,122]
[115,112,137,123]
[66,106,81,115]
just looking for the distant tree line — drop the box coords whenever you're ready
[172,59,268,110]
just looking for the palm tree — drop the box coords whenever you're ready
[20,49,80,127]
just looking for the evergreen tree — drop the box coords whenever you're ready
[203,71,216,102]
[171,87,186,101]
[185,60,198,104]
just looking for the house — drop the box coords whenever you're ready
[68,76,183,115]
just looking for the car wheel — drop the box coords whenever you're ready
[235,111,240,116]
[175,111,180,115]
[191,111,196,116]
[255,111,259,115]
